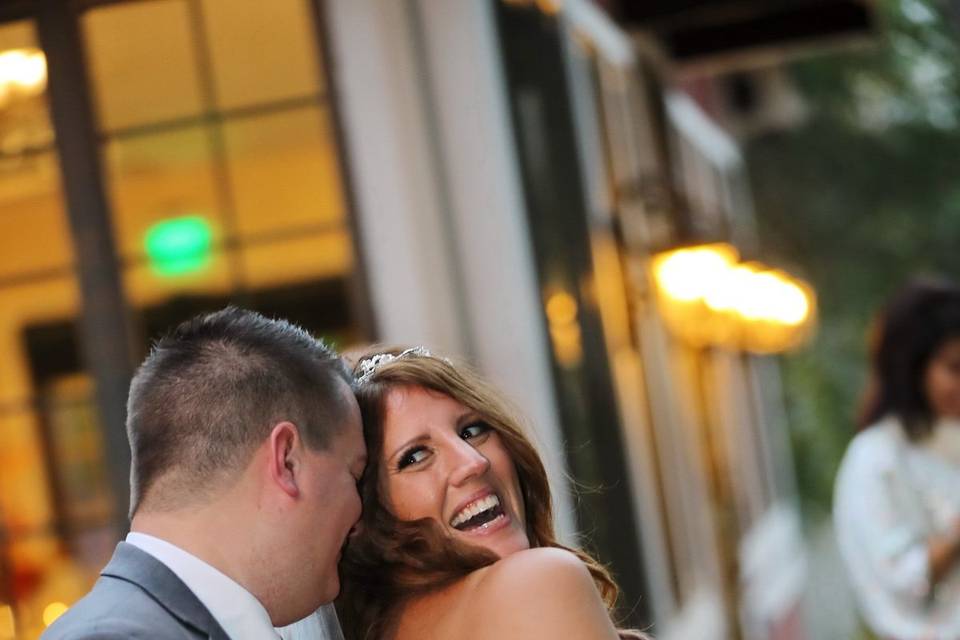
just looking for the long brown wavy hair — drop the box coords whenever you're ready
[336,346,647,640]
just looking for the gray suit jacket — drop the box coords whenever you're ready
[42,542,230,639]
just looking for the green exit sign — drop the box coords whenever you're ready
[144,216,213,276]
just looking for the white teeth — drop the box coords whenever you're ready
[450,494,500,528]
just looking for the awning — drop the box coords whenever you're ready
[607,0,874,65]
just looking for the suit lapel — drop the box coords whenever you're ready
[101,542,232,640]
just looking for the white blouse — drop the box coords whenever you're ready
[834,416,960,640]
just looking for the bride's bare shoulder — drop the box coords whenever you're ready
[460,548,620,639]
[478,547,590,588]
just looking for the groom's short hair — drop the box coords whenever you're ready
[126,307,352,516]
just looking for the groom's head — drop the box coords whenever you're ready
[127,306,357,513]
[126,307,366,619]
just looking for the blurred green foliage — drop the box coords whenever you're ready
[744,0,960,518]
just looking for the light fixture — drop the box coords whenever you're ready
[651,243,816,353]
[0,48,47,105]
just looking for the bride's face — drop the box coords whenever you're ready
[377,385,530,558]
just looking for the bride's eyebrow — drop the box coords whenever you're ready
[455,410,481,428]
[386,435,430,462]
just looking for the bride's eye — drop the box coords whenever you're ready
[460,421,491,441]
[397,446,429,470]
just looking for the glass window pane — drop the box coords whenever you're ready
[39,374,113,528]
[0,20,34,50]
[0,27,88,631]
[1,315,114,640]
[83,0,204,131]
[0,20,54,156]
[222,107,346,239]
[0,21,68,281]
[241,231,352,289]
[202,0,323,110]
[123,248,235,307]
[0,153,72,279]
[1,331,115,636]
[0,268,81,413]
[103,126,222,261]
[1,5,363,636]
[0,411,56,535]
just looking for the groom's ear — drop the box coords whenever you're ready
[268,421,301,498]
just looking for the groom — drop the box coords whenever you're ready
[44,308,366,639]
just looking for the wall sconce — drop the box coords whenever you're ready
[650,243,816,353]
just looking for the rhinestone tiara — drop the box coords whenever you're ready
[355,346,435,385]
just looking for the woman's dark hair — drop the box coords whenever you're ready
[858,278,960,438]
[336,346,646,640]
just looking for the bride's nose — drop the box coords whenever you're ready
[448,441,490,486]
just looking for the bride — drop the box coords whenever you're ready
[335,346,649,640]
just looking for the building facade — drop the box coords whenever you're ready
[0,1,869,638]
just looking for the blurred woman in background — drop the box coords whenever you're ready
[835,278,960,639]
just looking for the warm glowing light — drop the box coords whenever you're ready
[545,290,583,366]
[0,605,15,639]
[768,276,810,325]
[546,290,578,325]
[650,243,816,353]
[0,48,47,98]
[43,602,68,627]
[653,244,738,302]
[703,264,751,313]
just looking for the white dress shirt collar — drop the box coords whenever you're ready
[126,532,280,640]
